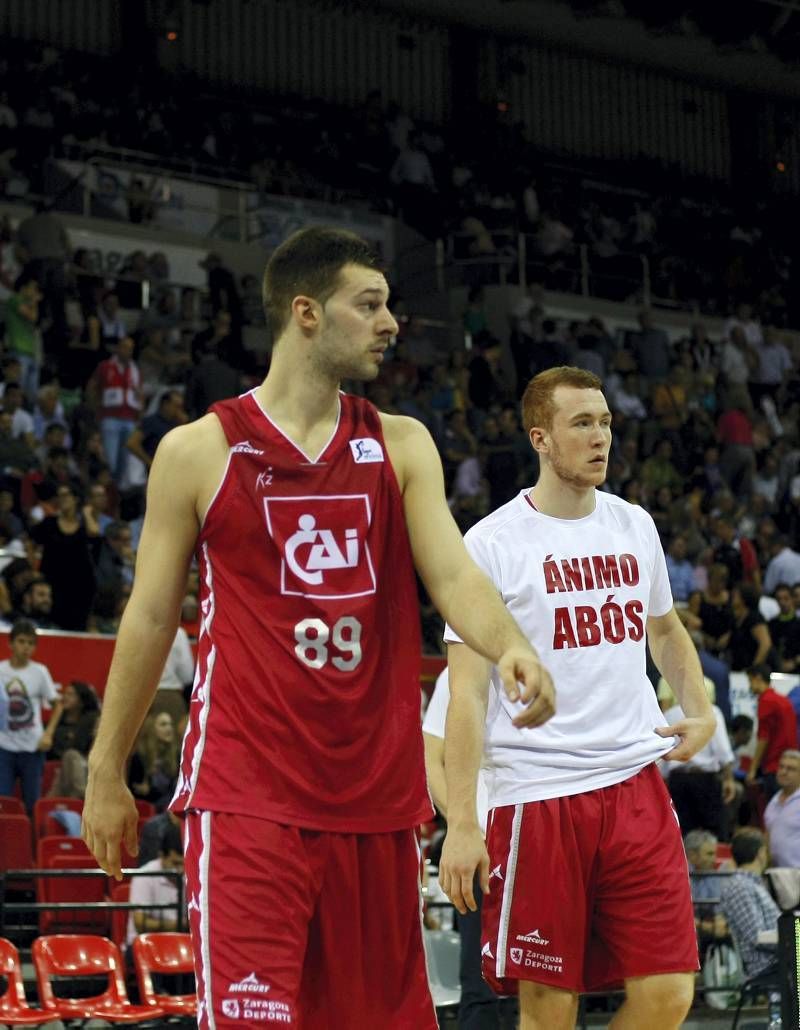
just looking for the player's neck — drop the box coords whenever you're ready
[529,472,596,520]
[255,356,341,442]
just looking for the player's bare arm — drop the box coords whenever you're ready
[83,416,227,879]
[381,413,554,726]
[422,732,447,818]
[438,642,491,915]
[648,607,715,762]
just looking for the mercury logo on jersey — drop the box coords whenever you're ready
[264,494,376,599]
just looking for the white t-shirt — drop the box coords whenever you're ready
[444,490,675,806]
[127,856,180,945]
[157,627,195,692]
[0,658,57,752]
[422,669,490,832]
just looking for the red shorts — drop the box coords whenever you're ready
[481,764,698,994]
[184,811,437,1029]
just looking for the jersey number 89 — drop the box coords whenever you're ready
[294,617,362,671]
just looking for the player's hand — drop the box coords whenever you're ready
[655,715,715,762]
[81,768,139,881]
[439,823,489,915]
[496,646,555,729]
[722,778,737,805]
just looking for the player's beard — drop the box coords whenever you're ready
[314,323,380,383]
[549,438,607,490]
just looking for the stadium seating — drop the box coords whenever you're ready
[0,937,48,1026]
[0,815,33,873]
[0,797,25,816]
[33,797,83,840]
[133,932,197,1016]
[33,934,166,1022]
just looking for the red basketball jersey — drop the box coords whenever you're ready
[171,391,433,832]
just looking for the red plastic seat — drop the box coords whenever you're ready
[33,934,165,1022]
[0,937,49,1025]
[33,797,83,840]
[134,800,156,820]
[37,834,92,869]
[0,815,33,873]
[41,760,61,798]
[133,932,197,1016]
[39,855,108,934]
[0,797,25,816]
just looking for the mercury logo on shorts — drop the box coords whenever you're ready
[264,495,376,599]
[228,973,271,994]
[516,929,550,945]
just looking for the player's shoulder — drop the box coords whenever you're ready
[377,410,431,446]
[595,490,657,532]
[154,413,228,465]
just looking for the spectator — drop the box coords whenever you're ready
[128,711,180,812]
[97,291,128,348]
[660,676,735,839]
[720,326,754,388]
[711,515,760,590]
[641,438,683,495]
[84,481,113,536]
[752,326,793,405]
[150,626,194,727]
[763,536,800,596]
[0,619,59,814]
[390,132,438,235]
[683,829,729,953]
[125,389,187,470]
[13,576,55,629]
[32,383,69,442]
[717,390,756,498]
[200,252,243,335]
[15,203,70,352]
[764,749,800,868]
[92,521,134,620]
[88,336,143,484]
[729,585,773,672]
[30,483,98,631]
[770,583,800,673]
[137,808,183,868]
[746,663,798,799]
[184,334,241,419]
[627,307,671,384]
[3,272,41,400]
[125,175,158,225]
[45,679,101,799]
[3,383,35,449]
[666,535,695,602]
[127,819,186,945]
[719,828,780,978]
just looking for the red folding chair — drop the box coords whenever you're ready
[33,797,83,839]
[33,934,165,1022]
[0,937,48,1025]
[37,834,92,868]
[0,797,25,816]
[133,932,197,1016]
[0,815,33,873]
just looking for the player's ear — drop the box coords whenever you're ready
[291,294,321,333]
[529,426,548,454]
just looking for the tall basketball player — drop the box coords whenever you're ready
[81,227,555,1029]
[439,367,715,1030]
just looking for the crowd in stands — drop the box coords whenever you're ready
[2,37,800,323]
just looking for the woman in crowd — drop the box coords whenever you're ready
[128,711,180,812]
[728,584,774,672]
[44,680,100,799]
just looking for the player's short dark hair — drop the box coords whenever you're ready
[10,618,37,640]
[731,828,765,866]
[731,714,754,733]
[262,226,382,340]
[161,821,183,856]
[521,366,603,433]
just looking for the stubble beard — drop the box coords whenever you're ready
[549,441,607,491]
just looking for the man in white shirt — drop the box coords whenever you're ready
[658,676,735,839]
[440,366,715,1030]
[127,820,186,948]
[764,749,800,868]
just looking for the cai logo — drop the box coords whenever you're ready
[264,494,376,600]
